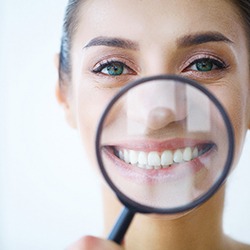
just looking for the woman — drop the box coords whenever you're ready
[56,0,250,249]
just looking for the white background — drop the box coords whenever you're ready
[0,1,249,249]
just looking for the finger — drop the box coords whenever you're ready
[66,235,123,250]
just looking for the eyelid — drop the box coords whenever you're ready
[89,57,139,89]
[182,54,228,72]
[91,57,139,75]
[92,60,130,74]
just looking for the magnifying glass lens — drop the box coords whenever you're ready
[97,76,233,213]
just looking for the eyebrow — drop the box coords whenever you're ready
[83,36,139,50]
[176,32,233,47]
[83,32,233,51]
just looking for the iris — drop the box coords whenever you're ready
[195,59,215,72]
[106,62,124,75]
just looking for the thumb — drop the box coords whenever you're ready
[66,235,124,250]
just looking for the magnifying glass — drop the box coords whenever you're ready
[95,75,234,244]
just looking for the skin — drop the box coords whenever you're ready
[56,0,250,249]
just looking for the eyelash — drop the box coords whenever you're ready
[184,57,227,72]
[92,60,136,76]
[91,56,227,77]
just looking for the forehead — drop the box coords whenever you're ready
[75,0,242,46]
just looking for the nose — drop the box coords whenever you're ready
[126,80,187,131]
[147,107,176,130]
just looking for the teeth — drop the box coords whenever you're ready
[192,147,199,159]
[183,147,192,161]
[129,150,138,165]
[173,149,183,163]
[148,152,161,169]
[124,150,130,164]
[138,151,148,165]
[161,150,173,167]
[118,150,124,161]
[115,145,207,170]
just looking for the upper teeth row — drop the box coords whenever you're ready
[116,146,199,169]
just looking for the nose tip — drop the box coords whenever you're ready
[126,80,187,133]
[147,107,176,130]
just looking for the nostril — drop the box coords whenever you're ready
[147,107,176,130]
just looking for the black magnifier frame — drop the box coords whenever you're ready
[95,74,234,243]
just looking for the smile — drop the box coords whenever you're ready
[113,144,214,170]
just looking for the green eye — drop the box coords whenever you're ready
[196,60,213,71]
[92,60,134,77]
[191,58,225,72]
[105,62,124,76]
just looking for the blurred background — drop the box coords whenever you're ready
[0,1,249,249]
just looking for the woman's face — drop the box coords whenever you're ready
[62,0,250,206]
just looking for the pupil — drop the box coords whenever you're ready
[196,60,213,72]
[107,63,124,75]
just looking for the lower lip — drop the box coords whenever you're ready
[101,146,215,184]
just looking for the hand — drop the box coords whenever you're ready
[66,236,124,250]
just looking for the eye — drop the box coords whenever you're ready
[92,60,134,76]
[188,58,226,72]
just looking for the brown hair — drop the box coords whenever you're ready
[59,0,250,83]
[59,0,83,83]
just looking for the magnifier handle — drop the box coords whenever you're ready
[108,206,135,244]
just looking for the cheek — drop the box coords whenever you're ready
[213,86,249,168]
[75,84,117,169]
